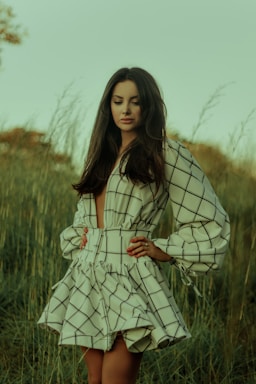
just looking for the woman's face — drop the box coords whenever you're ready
[110,80,142,135]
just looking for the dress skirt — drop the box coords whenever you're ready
[38,228,191,353]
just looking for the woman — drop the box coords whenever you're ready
[38,67,230,384]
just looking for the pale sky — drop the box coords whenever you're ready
[0,0,255,163]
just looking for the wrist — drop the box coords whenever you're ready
[169,256,176,265]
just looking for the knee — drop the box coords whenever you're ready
[82,346,103,384]
[87,373,102,384]
[86,362,102,384]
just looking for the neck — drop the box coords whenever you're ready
[119,132,137,154]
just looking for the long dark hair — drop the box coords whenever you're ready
[73,67,167,195]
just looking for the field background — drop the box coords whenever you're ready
[0,127,255,384]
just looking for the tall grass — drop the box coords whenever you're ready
[0,127,255,383]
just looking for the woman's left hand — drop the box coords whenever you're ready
[127,236,173,262]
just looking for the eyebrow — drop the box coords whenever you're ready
[112,95,139,100]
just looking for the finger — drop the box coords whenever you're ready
[129,247,148,257]
[80,233,88,249]
[127,242,150,256]
[130,236,148,243]
[134,251,148,258]
[127,242,144,253]
[128,240,149,250]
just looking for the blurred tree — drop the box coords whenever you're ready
[0,1,26,67]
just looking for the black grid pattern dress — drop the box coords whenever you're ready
[38,139,230,353]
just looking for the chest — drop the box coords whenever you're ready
[94,186,107,228]
[80,167,168,228]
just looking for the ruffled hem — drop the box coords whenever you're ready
[38,253,191,352]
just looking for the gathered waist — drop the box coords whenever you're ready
[80,227,152,263]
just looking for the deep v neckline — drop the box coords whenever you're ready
[93,159,121,228]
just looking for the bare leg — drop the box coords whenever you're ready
[81,346,104,384]
[102,334,143,384]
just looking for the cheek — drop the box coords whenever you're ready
[110,106,118,121]
[136,109,142,121]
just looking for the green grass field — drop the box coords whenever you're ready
[0,131,255,383]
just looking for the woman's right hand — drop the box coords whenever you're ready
[80,227,88,249]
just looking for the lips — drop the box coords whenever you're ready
[120,118,134,123]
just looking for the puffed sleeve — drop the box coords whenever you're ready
[154,139,230,276]
[59,198,86,260]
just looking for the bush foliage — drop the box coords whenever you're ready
[0,129,255,383]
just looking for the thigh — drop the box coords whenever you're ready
[102,334,143,384]
[81,347,104,384]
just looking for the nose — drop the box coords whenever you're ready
[122,103,131,115]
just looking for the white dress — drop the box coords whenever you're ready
[38,139,230,352]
